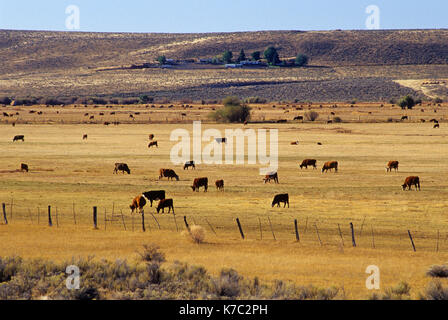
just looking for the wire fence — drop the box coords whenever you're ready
[1,200,447,253]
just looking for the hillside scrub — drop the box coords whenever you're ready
[0,248,342,300]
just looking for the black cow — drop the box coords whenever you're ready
[215,138,227,144]
[13,135,24,142]
[272,194,289,208]
[114,163,131,174]
[142,190,166,207]
[157,199,174,214]
[184,161,195,170]
[20,163,29,172]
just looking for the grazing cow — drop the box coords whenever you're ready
[13,135,24,142]
[142,190,165,207]
[191,177,208,192]
[215,179,224,191]
[293,116,304,121]
[183,161,195,170]
[20,163,29,172]
[386,161,399,172]
[148,134,154,140]
[272,194,289,208]
[430,119,438,123]
[114,163,131,174]
[264,172,279,184]
[215,138,227,144]
[104,122,110,126]
[148,141,158,148]
[89,115,94,120]
[130,195,146,214]
[402,176,420,191]
[277,119,287,123]
[434,123,440,128]
[82,134,88,140]
[322,161,338,173]
[401,116,408,121]
[290,141,299,145]
[159,169,179,181]
[300,159,317,169]
[327,120,333,124]
[156,199,174,214]
[3,112,9,117]
[317,142,322,145]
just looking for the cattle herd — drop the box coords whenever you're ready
[10,133,422,218]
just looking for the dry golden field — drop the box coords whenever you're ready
[1,103,448,299]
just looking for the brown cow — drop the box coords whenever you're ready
[148,141,158,148]
[272,194,289,208]
[386,161,399,172]
[191,177,208,192]
[82,134,88,140]
[130,195,146,214]
[402,176,420,191]
[264,172,279,184]
[148,134,155,140]
[159,169,179,181]
[322,161,338,173]
[215,179,224,191]
[20,163,29,172]
[156,199,174,214]
[300,159,317,169]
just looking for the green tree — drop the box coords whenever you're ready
[157,56,166,65]
[209,96,251,123]
[222,50,233,64]
[251,51,261,61]
[398,95,416,110]
[264,46,280,64]
[237,49,246,62]
[295,54,309,67]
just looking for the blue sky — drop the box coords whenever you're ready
[0,0,446,33]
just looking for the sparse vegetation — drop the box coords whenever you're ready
[305,111,319,121]
[426,265,448,278]
[209,96,251,123]
[398,95,416,110]
[0,251,342,300]
[295,54,309,67]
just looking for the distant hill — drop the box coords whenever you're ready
[0,29,447,102]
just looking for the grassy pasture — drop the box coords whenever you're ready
[1,104,448,299]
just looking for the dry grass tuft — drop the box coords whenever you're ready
[182,225,206,244]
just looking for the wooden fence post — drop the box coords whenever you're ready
[104,208,107,231]
[294,219,300,242]
[359,216,366,236]
[267,217,276,241]
[371,226,375,249]
[2,203,7,225]
[337,224,344,246]
[408,230,416,252]
[315,223,322,246]
[350,222,356,247]
[93,206,98,229]
[150,212,161,229]
[173,214,179,232]
[120,209,126,231]
[141,211,146,232]
[184,216,191,233]
[72,203,77,225]
[48,206,53,227]
[205,218,215,235]
[236,218,245,239]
